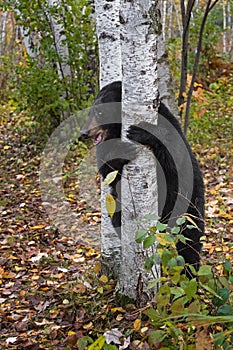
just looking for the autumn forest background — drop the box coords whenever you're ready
[0,0,233,349]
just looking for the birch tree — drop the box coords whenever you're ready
[94,0,176,298]
[94,0,122,277]
[47,0,71,82]
[158,1,179,116]
[120,0,160,301]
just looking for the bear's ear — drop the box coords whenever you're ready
[96,81,122,104]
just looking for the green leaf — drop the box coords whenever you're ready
[148,330,166,346]
[176,255,185,267]
[103,171,118,186]
[223,260,232,272]
[200,282,222,299]
[188,300,201,313]
[144,308,160,322]
[171,297,185,315]
[170,286,185,300]
[198,265,212,276]
[77,336,93,350]
[217,304,233,316]
[145,253,160,271]
[157,284,171,306]
[88,336,105,350]
[104,345,118,350]
[184,279,197,300]
[186,224,197,230]
[176,216,186,226]
[135,229,148,243]
[213,288,230,307]
[171,226,180,234]
[144,214,158,221]
[156,222,168,232]
[143,235,156,249]
[161,250,172,267]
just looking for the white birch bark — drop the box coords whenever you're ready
[227,0,232,53]
[167,1,173,39]
[174,1,182,38]
[94,0,122,277]
[120,0,160,301]
[223,0,227,54]
[95,0,122,87]
[0,12,8,55]
[47,0,71,80]
[162,0,167,41]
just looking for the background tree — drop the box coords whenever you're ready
[1,0,98,136]
[177,0,220,134]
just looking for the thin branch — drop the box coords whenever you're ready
[184,0,220,135]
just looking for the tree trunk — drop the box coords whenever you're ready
[94,0,122,277]
[120,0,160,303]
[178,0,195,117]
[184,0,219,134]
[223,0,227,54]
[158,0,179,118]
[162,0,167,41]
[47,0,71,82]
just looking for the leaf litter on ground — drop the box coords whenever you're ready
[0,81,232,348]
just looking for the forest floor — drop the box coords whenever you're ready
[0,77,232,349]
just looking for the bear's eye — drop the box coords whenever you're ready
[96,111,103,120]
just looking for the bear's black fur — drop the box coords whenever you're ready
[80,81,205,277]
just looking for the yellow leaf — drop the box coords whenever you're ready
[111,307,125,313]
[97,287,103,294]
[30,225,45,230]
[68,331,76,336]
[156,233,176,247]
[86,248,96,257]
[83,322,93,330]
[134,318,141,331]
[103,170,118,186]
[88,335,105,350]
[105,193,116,218]
[94,261,101,274]
[116,314,123,321]
[4,145,10,150]
[15,266,25,272]
[184,215,198,229]
[99,275,108,283]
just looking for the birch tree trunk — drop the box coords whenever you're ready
[94,0,122,277]
[162,0,167,41]
[47,0,71,82]
[120,0,160,302]
[228,0,232,54]
[223,0,227,54]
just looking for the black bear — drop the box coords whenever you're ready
[80,81,205,277]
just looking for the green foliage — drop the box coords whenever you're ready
[136,217,233,349]
[188,76,233,149]
[188,7,222,76]
[2,0,98,136]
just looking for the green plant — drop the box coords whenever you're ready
[2,0,98,137]
[135,217,233,349]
